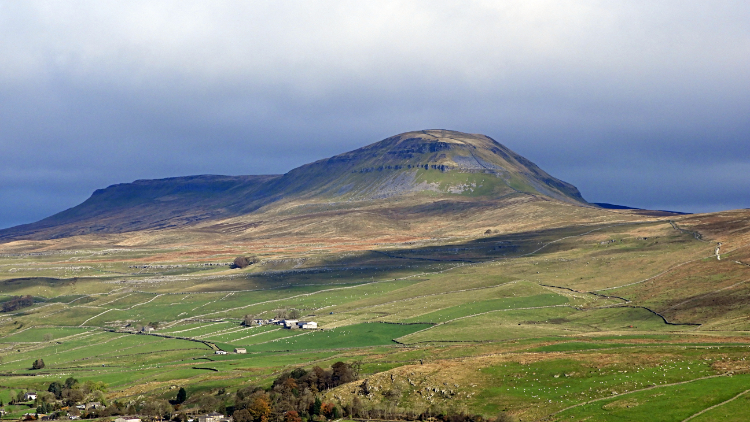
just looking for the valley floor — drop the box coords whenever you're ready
[2,210,750,421]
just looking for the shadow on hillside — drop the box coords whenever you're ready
[0,221,659,297]
[231,221,651,288]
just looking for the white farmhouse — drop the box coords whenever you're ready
[115,418,142,422]
[198,412,232,422]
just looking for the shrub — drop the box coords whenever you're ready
[232,256,254,269]
[176,387,187,404]
[32,358,45,370]
[2,295,34,312]
[496,412,518,422]
[284,411,301,422]
[48,381,64,398]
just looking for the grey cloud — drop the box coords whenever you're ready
[1,1,749,228]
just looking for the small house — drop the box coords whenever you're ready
[24,392,37,401]
[141,326,154,333]
[198,412,230,422]
[234,348,246,354]
[86,402,103,410]
[114,418,141,422]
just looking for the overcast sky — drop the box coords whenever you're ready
[1,1,749,229]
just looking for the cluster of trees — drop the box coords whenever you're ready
[44,377,107,407]
[121,399,174,420]
[10,362,517,422]
[175,362,358,422]
[3,378,113,420]
[224,360,512,422]
[2,295,34,312]
[231,362,356,422]
[7,390,31,405]
[32,358,45,370]
[272,362,358,392]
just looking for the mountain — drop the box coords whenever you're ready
[269,129,586,203]
[0,130,589,241]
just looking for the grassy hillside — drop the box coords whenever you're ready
[1,207,750,421]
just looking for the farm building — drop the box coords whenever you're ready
[197,412,232,422]
[215,350,228,355]
[281,319,299,329]
[234,348,246,354]
[24,392,37,401]
[297,321,318,329]
[115,418,141,422]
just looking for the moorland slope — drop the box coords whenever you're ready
[0,130,590,241]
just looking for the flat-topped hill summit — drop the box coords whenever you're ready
[0,130,589,241]
[277,130,586,203]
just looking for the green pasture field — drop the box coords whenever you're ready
[43,294,94,304]
[242,322,432,352]
[199,324,277,342]
[689,389,750,422]
[87,291,158,308]
[462,348,740,419]
[397,305,690,344]
[530,341,633,352]
[556,373,750,421]
[400,292,570,323]
[158,321,210,334]
[228,327,311,348]
[0,331,207,373]
[24,305,107,326]
[0,326,93,342]
[329,280,557,322]
[160,321,238,337]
